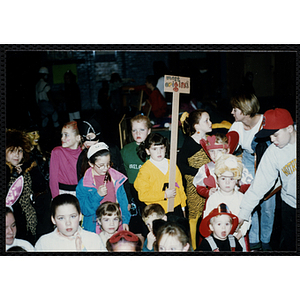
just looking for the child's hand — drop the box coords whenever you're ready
[147,231,156,250]
[209,187,218,196]
[97,184,107,197]
[123,224,129,231]
[165,188,176,199]
[15,164,23,174]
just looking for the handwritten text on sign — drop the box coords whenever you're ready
[164,75,190,94]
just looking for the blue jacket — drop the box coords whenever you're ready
[76,167,131,233]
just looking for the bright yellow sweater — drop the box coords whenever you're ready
[134,159,187,213]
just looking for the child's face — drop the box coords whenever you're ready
[131,120,151,145]
[98,213,120,235]
[144,213,159,232]
[91,154,111,176]
[217,171,236,194]
[270,127,292,148]
[6,213,17,245]
[158,234,189,252]
[61,127,81,149]
[208,148,228,162]
[51,204,82,237]
[146,144,166,162]
[195,112,212,134]
[209,214,232,241]
[27,131,40,146]
[83,133,98,149]
[6,147,23,166]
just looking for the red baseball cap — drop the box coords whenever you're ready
[255,108,294,138]
[200,203,239,238]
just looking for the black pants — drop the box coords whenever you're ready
[279,201,296,251]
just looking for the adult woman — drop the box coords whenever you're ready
[229,94,276,251]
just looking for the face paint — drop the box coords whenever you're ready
[27,131,40,146]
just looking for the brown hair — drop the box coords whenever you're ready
[130,114,152,130]
[230,94,260,117]
[96,202,121,221]
[142,203,165,223]
[181,109,208,136]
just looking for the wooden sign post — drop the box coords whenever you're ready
[164,75,190,212]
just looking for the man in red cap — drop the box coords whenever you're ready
[238,108,296,251]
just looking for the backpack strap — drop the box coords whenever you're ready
[228,234,236,252]
[206,235,219,252]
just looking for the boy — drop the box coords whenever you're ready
[238,108,296,251]
[141,203,167,252]
[35,194,107,252]
[196,203,243,252]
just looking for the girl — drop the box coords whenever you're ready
[106,230,142,252]
[49,121,82,198]
[134,132,186,217]
[35,194,106,252]
[96,201,122,248]
[76,142,131,233]
[120,114,152,243]
[202,154,251,251]
[177,109,212,249]
[154,222,191,252]
[193,132,252,198]
[6,129,38,245]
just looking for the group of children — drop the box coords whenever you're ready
[5,100,297,252]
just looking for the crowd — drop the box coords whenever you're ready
[5,75,297,253]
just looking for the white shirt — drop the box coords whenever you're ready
[6,238,35,252]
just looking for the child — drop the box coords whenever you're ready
[154,221,191,252]
[120,114,152,243]
[6,129,38,245]
[76,142,131,233]
[193,132,253,198]
[177,109,212,249]
[203,154,251,251]
[106,230,142,252]
[141,203,167,252]
[238,108,296,251]
[35,194,106,252]
[96,201,122,248]
[49,121,81,198]
[134,132,187,217]
[197,203,243,252]
[6,207,35,252]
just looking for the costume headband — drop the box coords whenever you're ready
[87,142,109,159]
[109,230,139,244]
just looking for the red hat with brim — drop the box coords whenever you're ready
[200,130,239,160]
[255,108,294,139]
[200,203,239,238]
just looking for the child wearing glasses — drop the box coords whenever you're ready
[76,142,131,233]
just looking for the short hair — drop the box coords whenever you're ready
[146,75,157,87]
[62,121,80,136]
[207,133,229,148]
[7,246,27,252]
[50,194,81,218]
[96,202,121,221]
[154,222,191,251]
[230,94,260,117]
[210,214,233,225]
[181,109,208,136]
[130,114,152,130]
[142,203,165,223]
[214,154,243,180]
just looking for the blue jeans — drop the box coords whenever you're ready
[242,151,276,244]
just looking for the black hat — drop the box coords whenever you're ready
[76,116,101,142]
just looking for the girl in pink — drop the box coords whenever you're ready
[49,121,82,198]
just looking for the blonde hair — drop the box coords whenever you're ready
[214,154,243,180]
[230,94,260,117]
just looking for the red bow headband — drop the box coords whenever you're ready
[205,135,229,150]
